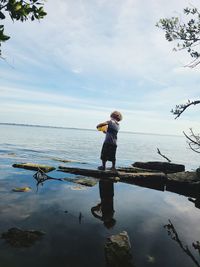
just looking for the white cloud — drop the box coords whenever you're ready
[0,86,89,106]
[3,0,194,76]
[1,0,200,134]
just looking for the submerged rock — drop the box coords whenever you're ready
[12,187,31,192]
[51,158,86,164]
[63,176,98,187]
[1,227,45,247]
[13,163,55,173]
[146,255,155,263]
[70,185,87,190]
[104,231,134,267]
[74,177,98,187]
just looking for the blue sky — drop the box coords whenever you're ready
[0,0,200,135]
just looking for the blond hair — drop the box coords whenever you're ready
[110,111,123,121]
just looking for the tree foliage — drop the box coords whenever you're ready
[0,0,47,56]
[157,7,200,154]
[156,7,200,68]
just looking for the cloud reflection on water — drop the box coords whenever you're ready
[0,171,200,267]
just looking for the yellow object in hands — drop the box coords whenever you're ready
[97,125,108,132]
[12,187,31,192]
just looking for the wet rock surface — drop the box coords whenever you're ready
[132,161,185,173]
[63,176,98,187]
[105,231,134,267]
[167,171,200,182]
[58,166,166,183]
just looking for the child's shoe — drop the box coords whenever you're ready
[98,166,105,171]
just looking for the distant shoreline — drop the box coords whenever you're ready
[0,122,84,131]
[0,122,182,138]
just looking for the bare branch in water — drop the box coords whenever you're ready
[157,148,171,162]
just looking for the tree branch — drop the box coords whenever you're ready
[183,129,200,153]
[184,58,200,68]
[171,100,200,119]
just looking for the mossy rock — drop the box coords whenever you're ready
[105,231,134,267]
[12,163,55,173]
[63,176,98,187]
[74,177,98,187]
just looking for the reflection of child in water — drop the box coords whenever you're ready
[91,180,116,229]
[97,111,122,171]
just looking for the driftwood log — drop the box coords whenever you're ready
[132,161,185,174]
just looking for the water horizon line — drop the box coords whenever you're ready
[0,122,183,137]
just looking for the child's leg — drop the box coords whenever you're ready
[98,160,106,170]
[111,160,116,170]
[102,160,106,168]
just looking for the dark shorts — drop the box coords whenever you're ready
[100,142,117,162]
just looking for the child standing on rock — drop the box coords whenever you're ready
[96,111,122,171]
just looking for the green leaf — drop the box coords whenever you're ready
[0,29,10,42]
[0,11,6,19]
[15,3,22,11]
[0,0,47,57]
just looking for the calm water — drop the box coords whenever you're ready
[0,125,200,267]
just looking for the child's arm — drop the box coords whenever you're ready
[96,121,109,129]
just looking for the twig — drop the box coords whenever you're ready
[184,58,200,68]
[157,148,171,162]
[183,129,200,153]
